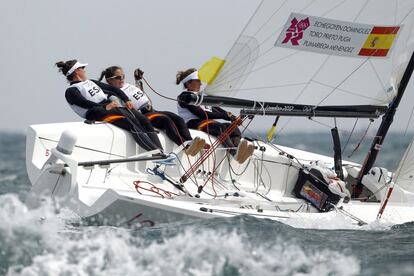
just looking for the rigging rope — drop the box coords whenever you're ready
[215,0,339,83]
[342,119,358,153]
[180,116,246,184]
[138,78,256,197]
[134,180,179,198]
[347,119,373,158]
[142,77,177,102]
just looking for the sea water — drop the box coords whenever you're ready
[1,132,414,276]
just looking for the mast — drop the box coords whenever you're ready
[356,51,414,192]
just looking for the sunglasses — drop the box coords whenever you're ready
[107,74,125,80]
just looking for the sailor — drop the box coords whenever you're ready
[100,66,205,156]
[55,59,163,152]
[176,68,254,163]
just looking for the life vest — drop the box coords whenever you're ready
[121,83,150,110]
[177,90,212,123]
[67,80,107,118]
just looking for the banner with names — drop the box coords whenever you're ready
[275,13,400,58]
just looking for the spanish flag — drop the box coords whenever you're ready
[198,57,226,85]
[358,26,400,57]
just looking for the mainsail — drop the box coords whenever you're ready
[394,139,414,193]
[204,0,414,109]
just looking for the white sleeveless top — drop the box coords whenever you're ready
[120,83,150,110]
[177,90,212,123]
[68,80,108,118]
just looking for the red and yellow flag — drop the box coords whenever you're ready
[358,26,400,57]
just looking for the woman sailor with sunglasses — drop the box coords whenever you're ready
[100,66,206,156]
[55,59,163,152]
[176,68,254,163]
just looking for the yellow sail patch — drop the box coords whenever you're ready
[198,57,226,85]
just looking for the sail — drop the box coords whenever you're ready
[205,0,414,108]
[394,139,414,192]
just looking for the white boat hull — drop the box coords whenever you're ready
[26,122,414,229]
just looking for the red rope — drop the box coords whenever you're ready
[142,77,177,102]
[347,120,373,158]
[180,116,244,183]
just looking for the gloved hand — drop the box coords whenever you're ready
[134,68,144,81]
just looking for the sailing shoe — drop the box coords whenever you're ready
[235,139,249,163]
[190,137,206,156]
[185,137,206,156]
[238,143,255,164]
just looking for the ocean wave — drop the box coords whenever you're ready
[285,213,393,231]
[0,195,360,276]
[7,227,360,276]
[0,174,18,182]
[2,194,414,275]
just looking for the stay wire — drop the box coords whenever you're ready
[347,120,373,158]
[342,119,358,153]
[213,0,351,90]
[216,0,339,83]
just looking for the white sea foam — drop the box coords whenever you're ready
[0,194,64,274]
[11,230,361,276]
[5,222,361,275]
[284,211,393,231]
[0,194,362,275]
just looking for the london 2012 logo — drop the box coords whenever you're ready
[282,17,310,45]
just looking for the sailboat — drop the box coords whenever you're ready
[26,0,414,228]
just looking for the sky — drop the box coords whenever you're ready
[1,0,414,135]
[0,0,258,132]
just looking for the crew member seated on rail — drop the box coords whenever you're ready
[176,68,254,163]
[100,65,205,156]
[55,59,162,152]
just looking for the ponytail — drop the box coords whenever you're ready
[176,68,197,86]
[55,59,77,81]
[98,69,106,82]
